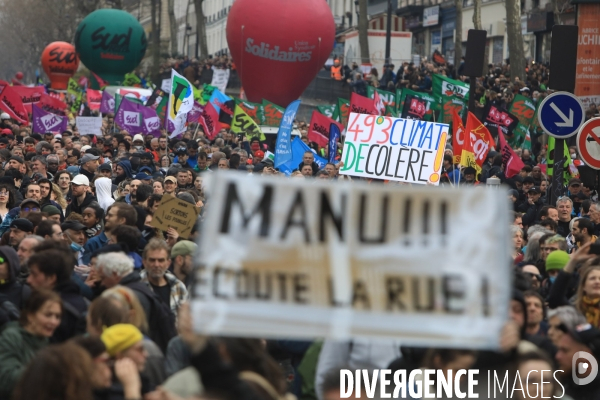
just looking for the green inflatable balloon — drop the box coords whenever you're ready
[74,9,147,85]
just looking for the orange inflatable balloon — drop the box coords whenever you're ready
[41,42,79,90]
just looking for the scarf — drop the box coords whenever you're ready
[582,296,600,328]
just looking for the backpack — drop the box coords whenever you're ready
[60,299,88,337]
[127,281,177,352]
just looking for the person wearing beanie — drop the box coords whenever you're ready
[546,250,570,282]
[41,205,61,223]
[101,324,147,398]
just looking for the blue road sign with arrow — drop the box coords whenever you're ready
[537,91,585,138]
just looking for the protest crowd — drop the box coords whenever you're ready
[1,19,600,400]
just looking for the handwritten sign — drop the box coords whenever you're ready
[339,113,449,185]
[211,69,230,93]
[151,194,199,238]
[192,172,511,349]
[76,116,103,136]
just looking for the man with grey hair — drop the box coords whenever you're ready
[96,251,152,321]
[16,235,44,275]
[556,196,573,238]
[547,306,587,347]
[31,155,52,180]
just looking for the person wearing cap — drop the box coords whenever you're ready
[568,178,582,198]
[132,134,145,152]
[135,172,152,185]
[461,167,478,185]
[65,174,97,217]
[555,323,600,398]
[62,220,87,265]
[19,198,40,219]
[98,163,113,179]
[6,156,25,175]
[8,219,33,249]
[520,186,544,227]
[78,153,100,182]
[0,245,30,310]
[163,176,177,196]
[171,240,197,288]
[139,152,156,172]
[174,147,192,169]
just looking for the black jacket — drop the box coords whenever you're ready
[51,279,88,343]
[119,271,152,323]
[66,192,98,217]
[519,198,545,226]
[0,246,30,308]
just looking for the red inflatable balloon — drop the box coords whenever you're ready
[15,72,23,80]
[226,0,335,107]
[41,42,79,90]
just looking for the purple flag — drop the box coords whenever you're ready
[99,91,115,114]
[115,97,162,137]
[32,104,68,134]
[187,101,204,123]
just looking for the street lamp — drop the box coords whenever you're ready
[354,0,359,26]
[385,0,392,64]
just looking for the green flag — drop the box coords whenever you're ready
[396,88,436,120]
[317,105,336,119]
[71,92,83,114]
[235,98,265,125]
[547,136,573,185]
[367,87,396,109]
[231,105,266,141]
[68,78,80,95]
[200,84,217,105]
[262,99,285,126]
[432,74,469,103]
[123,72,142,87]
[333,98,350,126]
[440,95,467,124]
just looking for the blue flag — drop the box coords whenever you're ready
[274,100,301,168]
[328,123,340,164]
[278,137,327,176]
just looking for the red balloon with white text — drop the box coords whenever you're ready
[226,0,335,107]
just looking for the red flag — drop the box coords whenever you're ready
[498,125,525,178]
[350,92,377,115]
[0,81,29,125]
[460,112,495,169]
[92,72,109,89]
[199,102,220,140]
[308,110,344,148]
[451,108,465,164]
[11,86,45,114]
[86,89,102,111]
[39,93,67,116]
[373,90,385,115]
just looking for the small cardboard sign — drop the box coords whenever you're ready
[150,194,199,238]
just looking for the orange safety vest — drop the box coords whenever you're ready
[331,65,342,80]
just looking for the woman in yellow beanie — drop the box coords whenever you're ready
[101,323,147,399]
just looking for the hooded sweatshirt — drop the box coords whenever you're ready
[0,246,30,309]
[113,160,134,185]
[95,177,115,212]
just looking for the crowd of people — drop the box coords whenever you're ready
[0,49,598,399]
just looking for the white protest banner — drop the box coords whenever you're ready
[339,113,449,185]
[192,171,510,349]
[211,68,230,93]
[161,79,172,94]
[76,116,103,136]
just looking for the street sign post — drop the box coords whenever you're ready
[577,118,600,170]
[537,91,586,139]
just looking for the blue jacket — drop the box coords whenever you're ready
[81,232,108,265]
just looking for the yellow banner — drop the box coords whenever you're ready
[231,105,265,141]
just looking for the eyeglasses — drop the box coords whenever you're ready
[21,207,39,212]
[523,272,542,282]
[0,191,9,196]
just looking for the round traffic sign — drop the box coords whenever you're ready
[537,91,585,138]
[576,118,600,169]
